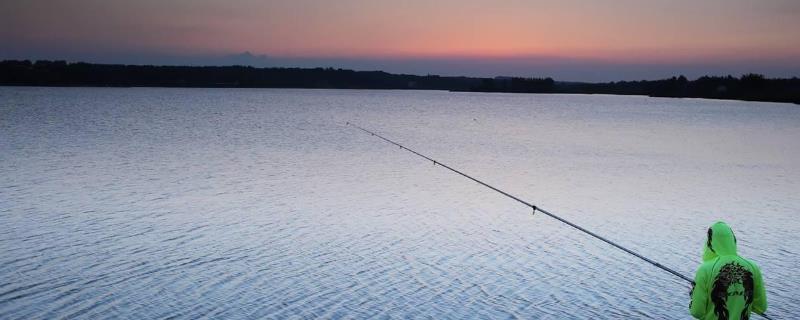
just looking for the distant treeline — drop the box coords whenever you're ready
[554,75,800,104]
[2,60,798,104]
[0,60,480,90]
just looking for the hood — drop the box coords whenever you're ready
[702,221,738,261]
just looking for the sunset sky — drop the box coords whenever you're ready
[2,0,800,81]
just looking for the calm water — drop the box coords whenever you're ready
[1,87,798,319]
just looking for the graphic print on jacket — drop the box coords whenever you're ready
[711,262,755,320]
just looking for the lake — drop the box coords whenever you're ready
[1,87,798,319]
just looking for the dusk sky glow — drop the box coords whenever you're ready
[3,0,800,81]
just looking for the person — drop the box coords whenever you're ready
[690,221,767,319]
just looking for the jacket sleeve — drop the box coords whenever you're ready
[751,262,767,314]
[690,266,709,319]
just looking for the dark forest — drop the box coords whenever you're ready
[2,60,798,104]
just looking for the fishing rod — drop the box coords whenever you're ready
[346,121,774,320]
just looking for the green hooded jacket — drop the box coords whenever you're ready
[690,221,767,319]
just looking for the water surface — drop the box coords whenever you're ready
[1,88,798,318]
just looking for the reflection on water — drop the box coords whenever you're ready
[1,88,798,319]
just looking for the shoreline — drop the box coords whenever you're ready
[2,60,799,105]
[2,84,797,105]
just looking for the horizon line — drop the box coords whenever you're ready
[5,58,799,84]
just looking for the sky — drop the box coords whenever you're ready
[2,0,800,82]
